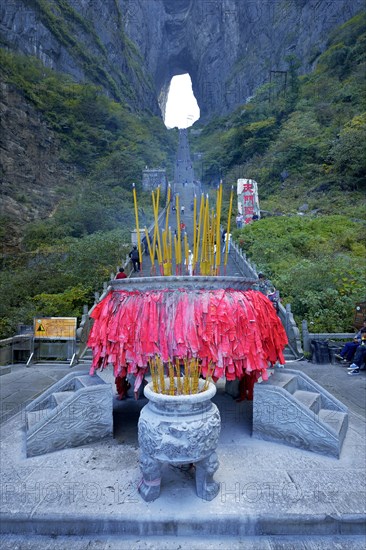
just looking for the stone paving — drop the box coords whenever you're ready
[0,358,365,548]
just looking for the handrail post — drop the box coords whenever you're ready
[302,319,310,353]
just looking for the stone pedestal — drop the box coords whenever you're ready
[138,378,221,501]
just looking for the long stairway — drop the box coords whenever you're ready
[253,368,348,458]
[25,371,113,457]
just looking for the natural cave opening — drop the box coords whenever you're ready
[163,73,200,129]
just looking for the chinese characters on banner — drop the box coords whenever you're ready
[237,179,260,225]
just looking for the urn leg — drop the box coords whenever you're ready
[138,452,162,502]
[195,451,220,501]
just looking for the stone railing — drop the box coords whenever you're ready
[113,208,167,279]
[0,337,13,365]
[77,208,169,360]
[230,240,257,278]
[0,335,32,366]
[230,239,303,358]
[279,303,303,357]
[302,320,353,354]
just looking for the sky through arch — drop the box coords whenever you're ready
[164,74,200,129]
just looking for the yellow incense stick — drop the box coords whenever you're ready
[144,227,154,269]
[193,194,197,274]
[165,184,171,234]
[132,183,142,271]
[158,356,165,394]
[175,193,182,270]
[168,360,175,395]
[175,357,182,394]
[184,233,189,274]
[215,183,222,272]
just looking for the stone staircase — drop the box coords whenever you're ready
[79,347,93,362]
[253,368,348,458]
[25,371,113,457]
[282,345,299,363]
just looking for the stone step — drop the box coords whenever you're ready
[25,372,113,457]
[318,408,348,437]
[254,369,349,458]
[74,374,105,389]
[26,408,53,430]
[293,389,321,413]
[51,391,75,406]
[268,372,298,393]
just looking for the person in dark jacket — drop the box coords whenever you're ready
[347,328,366,375]
[335,319,366,362]
[129,245,140,272]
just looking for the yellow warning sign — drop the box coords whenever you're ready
[33,317,77,340]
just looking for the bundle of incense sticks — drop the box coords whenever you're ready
[149,355,205,395]
[132,182,233,276]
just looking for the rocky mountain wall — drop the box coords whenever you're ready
[0,0,159,113]
[0,1,364,251]
[1,1,364,121]
[0,82,73,251]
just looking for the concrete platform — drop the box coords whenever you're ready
[0,359,365,548]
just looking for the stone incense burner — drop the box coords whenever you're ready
[138,378,221,502]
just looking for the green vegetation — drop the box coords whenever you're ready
[192,13,366,208]
[234,216,365,331]
[1,13,365,338]
[0,230,130,338]
[192,13,366,331]
[0,49,176,338]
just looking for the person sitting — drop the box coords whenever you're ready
[129,245,140,272]
[115,267,127,279]
[347,329,366,375]
[335,319,366,362]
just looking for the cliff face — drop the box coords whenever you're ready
[0,0,159,113]
[1,0,364,120]
[0,82,73,250]
[0,1,364,251]
[131,0,365,120]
